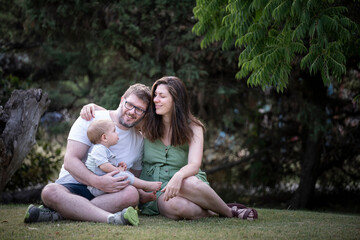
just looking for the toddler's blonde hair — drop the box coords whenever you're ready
[87,119,115,144]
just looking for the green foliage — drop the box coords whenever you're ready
[2,0,359,207]
[1,0,239,117]
[0,0,26,48]
[296,101,329,140]
[0,0,222,113]
[193,0,359,92]
[0,74,31,105]
[94,78,145,110]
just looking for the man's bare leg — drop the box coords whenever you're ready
[41,183,139,222]
[91,185,139,213]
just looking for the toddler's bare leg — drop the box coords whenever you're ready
[138,189,157,204]
[133,178,162,192]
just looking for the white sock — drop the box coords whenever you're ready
[107,214,115,224]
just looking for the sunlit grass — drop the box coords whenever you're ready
[0,204,359,240]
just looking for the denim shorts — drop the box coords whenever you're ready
[61,183,95,201]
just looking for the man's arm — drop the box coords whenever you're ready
[63,140,93,185]
[64,139,130,192]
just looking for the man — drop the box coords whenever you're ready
[24,84,151,226]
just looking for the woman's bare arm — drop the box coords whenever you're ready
[162,124,204,201]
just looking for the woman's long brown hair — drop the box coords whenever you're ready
[142,76,204,146]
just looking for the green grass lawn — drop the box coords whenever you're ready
[0,204,359,240]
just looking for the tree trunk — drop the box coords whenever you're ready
[0,88,50,193]
[0,185,44,204]
[290,73,327,209]
[291,131,323,209]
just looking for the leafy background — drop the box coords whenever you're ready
[1,0,359,212]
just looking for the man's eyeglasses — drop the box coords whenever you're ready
[124,99,146,115]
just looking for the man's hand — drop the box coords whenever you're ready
[80,103,96,121]
[94,170,130,193]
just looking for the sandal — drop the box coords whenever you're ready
[227,203,247,209]
[227,203,258,220]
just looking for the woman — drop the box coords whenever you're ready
[81,76,257,220]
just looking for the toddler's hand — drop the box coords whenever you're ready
[118,162,127,171]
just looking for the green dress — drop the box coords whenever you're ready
[139,139,209,215]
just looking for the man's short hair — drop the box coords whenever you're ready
[123,83,151,108]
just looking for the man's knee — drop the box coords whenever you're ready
[111,185,139,208]
[124,185,139,206]
[41,183,65,205]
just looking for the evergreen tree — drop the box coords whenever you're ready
[193,0,360,208]
[193,0,358,91]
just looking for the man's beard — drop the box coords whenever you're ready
[118,112,144,128]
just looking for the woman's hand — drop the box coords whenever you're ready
[161,172,184,201]
[80,103,96,121]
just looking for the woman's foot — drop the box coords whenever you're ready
[227,203,258,220]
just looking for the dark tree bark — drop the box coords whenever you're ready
[291,132,323,209]
[290,73,327,209]
[0,88,50,193]
[0,185,44,204]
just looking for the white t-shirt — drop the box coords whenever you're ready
[56,110,143,184]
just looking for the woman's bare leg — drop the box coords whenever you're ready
[157,194,212,220]
[158,177,255,220]
[177,176,233,217]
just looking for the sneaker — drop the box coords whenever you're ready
[24,204,63,223]
[107,207,139,226]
